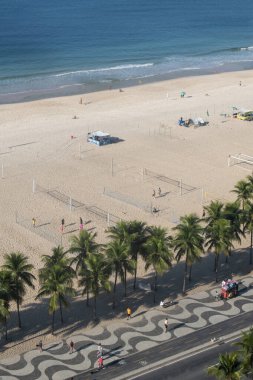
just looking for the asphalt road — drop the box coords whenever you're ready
[133,339,237,380]
[74,310,253,380]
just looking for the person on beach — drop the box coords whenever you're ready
[79,217,84,230]
[69,340,75,353]
[152,190,156,198]
[164,318,168,333]
[202,209,206,218]
[32,217,36,228]
[127,307,132,319]
[61,218,65,233]
[158,187,161,197]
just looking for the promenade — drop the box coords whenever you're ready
[1,276,253,380]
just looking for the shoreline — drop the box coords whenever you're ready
[1,61,253,105]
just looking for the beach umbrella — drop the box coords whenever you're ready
[180,91,186,98]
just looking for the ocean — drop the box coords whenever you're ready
[1,0,253,103]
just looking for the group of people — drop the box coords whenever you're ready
[152,187,162,198]
[36,309,134,369]
[97,342,104,369]
[37,339,105,369]
[31,217,85,232]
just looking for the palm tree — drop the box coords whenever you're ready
[36,264,75,333]
[107,221,135,295]
[108,220,148,290]
[69,230,98,305]
[69,230,98,271]
[106,240,134,308]
[145,226,173,303]
[0,270,12,340]
[243,202,253,265]
[2,252,35,328]
[108,220,134,244]
[42,246,75,274]
[129,221,148,290]
[81,252,111,319]
[207,352,241,380]
[223,202,243,251]
[173,214,203,294]
[236,328,253,378]
[205,219,232,282]
[0,300,10,341]
[232,179,252,210]
[204,200,225,227]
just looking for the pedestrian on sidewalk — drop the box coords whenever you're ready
[164,317,168,333]
[127,307,132,319]
[69,340,75,353]
[36,340,43,352]
[98,356,104,369]
[97,343,103,357]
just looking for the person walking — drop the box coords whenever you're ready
[69,340,75,353]
[164,318,168,333]
[97,343,103,358]
[158,187,161,197]
[61,218,65,233]
[37,340,43,352]
[32,217,36,228]
[98,356,104,369]
[127,307,132,320]
[152,190,156,199]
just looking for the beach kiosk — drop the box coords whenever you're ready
[87,131,112,146]
[220,279,239,300]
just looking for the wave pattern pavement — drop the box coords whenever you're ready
[1,277,253,379]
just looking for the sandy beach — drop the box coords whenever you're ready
[1,69,253,356]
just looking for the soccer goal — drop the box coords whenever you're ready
[228,154,253,171]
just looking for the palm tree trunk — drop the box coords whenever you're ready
[59,299,64,324]
[113,271,118,309]
[215,253,219,283]
[86,289,89,307]
[133,254,138,290]
[17,298,21,328]
[5,317,8,340]
[153,270,157,303]
[183,261,188,294]
[214,255,217,272]
[124,268,127,297]
[52,311,55,334]
[250,230,253,265]
[188,264,192,282]
[93,295,97,319]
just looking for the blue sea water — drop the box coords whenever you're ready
[1,0,253,103]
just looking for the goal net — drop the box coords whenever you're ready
[228,154,253,171]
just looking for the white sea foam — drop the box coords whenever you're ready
[241,46,253,51]
[54,63,154,78]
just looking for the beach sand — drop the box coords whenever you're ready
[1,69,253,356]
